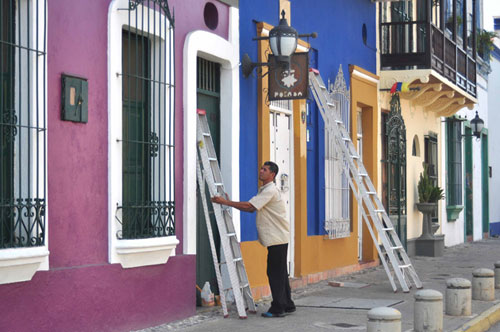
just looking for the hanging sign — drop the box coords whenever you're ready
[268,52,309,101]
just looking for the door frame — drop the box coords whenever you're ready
[356,109,363,261]
[269,102,295,277]
[464,125,473,241]
[183,25,240,255]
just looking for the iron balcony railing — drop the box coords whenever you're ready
[380,21,477,97]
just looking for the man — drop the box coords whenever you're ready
[211,161,295,318]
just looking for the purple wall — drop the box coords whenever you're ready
[0,0,230,331]
[0,257,195,332]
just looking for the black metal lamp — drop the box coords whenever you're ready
[470,111,484,138]
[269,10,297,63]
[241,10,316,78]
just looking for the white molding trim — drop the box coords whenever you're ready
[183,9,240,255]
[115,236,179,268]
[352,68,380,85]
[0,247,49,285]
[107,0,178,268]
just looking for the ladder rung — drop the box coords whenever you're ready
[214,183,224,186]
[351,155,359,159]
[327,102,335,107]
[224,282,250,292]
[391,245,403,250]
[366,191,376,195]
[399,264,411,269]
[375,209,385,212]
[335,120,342,124]
[203,132,210,137]
[319,84,327,90]
[382,227,393,231]
[342,137,350,141]
[227,232,236,237]
[234,257,243,262]
[359,173,368,177]
[209,157,217,161]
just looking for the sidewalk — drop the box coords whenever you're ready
[136,238,500,332]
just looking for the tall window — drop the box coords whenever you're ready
[115,0,175,240]
[424,134,438,186]
[324,67,350,239]
[0,0,46,249]
[446,119,462,206]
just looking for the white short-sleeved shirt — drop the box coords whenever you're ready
[249,182,289,247]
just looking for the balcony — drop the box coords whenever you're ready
[379,13,477,115]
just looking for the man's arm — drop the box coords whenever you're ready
[211,196,256,213]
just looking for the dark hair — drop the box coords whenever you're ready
[263,161,279,177]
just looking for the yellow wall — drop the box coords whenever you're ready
[378,93,443,240]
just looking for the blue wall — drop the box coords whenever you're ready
[239,0,377,241]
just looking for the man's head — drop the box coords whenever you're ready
[260,161,279,184]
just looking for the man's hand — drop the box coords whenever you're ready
[211,196,227,205]
[210,196,256,213]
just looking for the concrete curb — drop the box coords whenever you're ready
[452,303,500,332]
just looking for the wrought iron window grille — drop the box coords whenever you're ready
[1,0,47,249]
[115,0,175,240]
[324,66,351,239]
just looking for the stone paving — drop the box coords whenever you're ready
[135,238,500,332]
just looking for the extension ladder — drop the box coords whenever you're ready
[309,69,422,293]
[196,109,256,317]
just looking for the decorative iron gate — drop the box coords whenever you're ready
[117,0,175,239]
[382,93,407,248]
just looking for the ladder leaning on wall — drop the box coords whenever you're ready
[196,109,256,318]
[308,68,422,293]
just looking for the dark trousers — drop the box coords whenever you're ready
[267,243,295,314]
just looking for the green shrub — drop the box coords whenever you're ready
[418,164,444,203]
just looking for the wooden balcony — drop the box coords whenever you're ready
[379,20,477,115]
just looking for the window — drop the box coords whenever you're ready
[412,135,420,157]
[108,0,177,268]
[424,134,438,186]
[0,0,48,284]
[446,118,463,220]
[324,67,350,239]
[1,0,46,249]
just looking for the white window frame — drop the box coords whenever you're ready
[0,0,49,285]
[108,0,178,269]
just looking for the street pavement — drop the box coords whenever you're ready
[136,238,500,332]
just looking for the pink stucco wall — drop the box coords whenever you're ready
[0,0,230,331]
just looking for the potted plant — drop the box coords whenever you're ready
[416,164,444,239]
[477,29,497,60]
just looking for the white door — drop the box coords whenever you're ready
[356,110,363,261]
[270,100,294,276]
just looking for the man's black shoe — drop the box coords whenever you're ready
[285,307,296,313]
[261,312,285,318]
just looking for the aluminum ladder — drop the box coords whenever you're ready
[196,109,256,317]
[309,69,422,293]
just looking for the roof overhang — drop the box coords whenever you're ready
[379,69,477,117]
